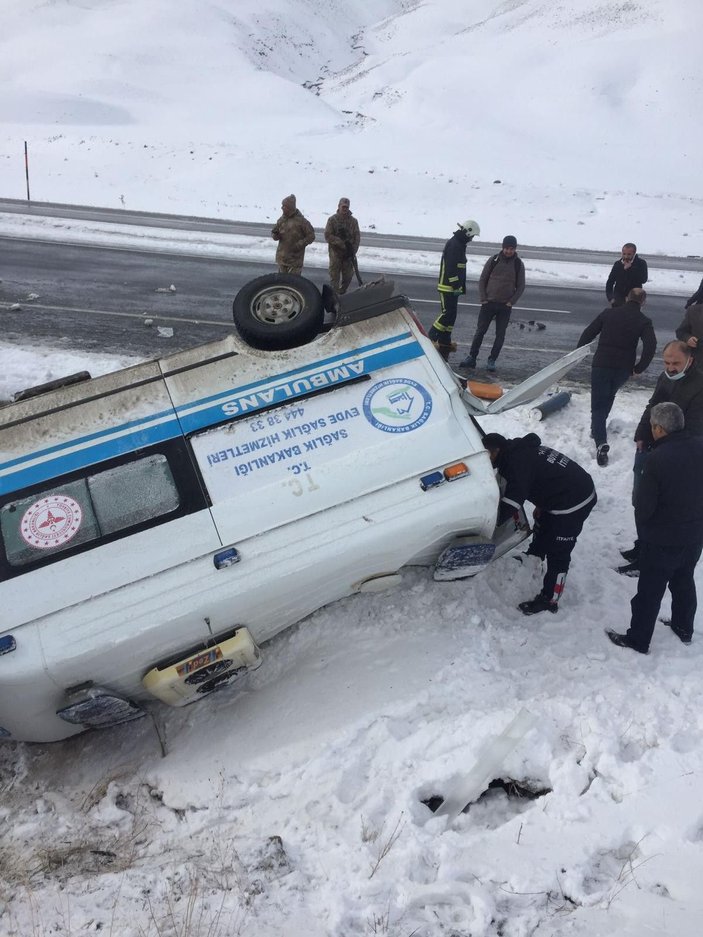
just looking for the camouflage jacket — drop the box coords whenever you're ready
[324,212,360,257]
[271,210,315,265]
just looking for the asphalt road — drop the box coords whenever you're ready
[0,234,690,390]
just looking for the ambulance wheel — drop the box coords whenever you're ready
[232,274,324,350]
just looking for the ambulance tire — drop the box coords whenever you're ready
[232,274,324,350]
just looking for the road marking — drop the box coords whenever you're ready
[0,300,230,328]
[408,297,572,315]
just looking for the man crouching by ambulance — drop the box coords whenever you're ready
[483,433,597,615]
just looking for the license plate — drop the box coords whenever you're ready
[177,647,222,677]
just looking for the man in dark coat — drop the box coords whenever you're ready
[429,219,480,362]
[605,243,648,307]
[685,277,703,309]
[483,432,597,615]
[619,340,703,573]
[608,402,703,654]
[578,288,656,466]
[634,341,703,445]
[675,301,703,360]
[460,235,526,372]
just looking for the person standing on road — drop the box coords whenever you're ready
[271,194,315,275]
[577,287,656,467]
[428,219,481,362]
[483,432,597,616]
[324,197,361,294]
[459,235,525,373]
[605,243,648,307]
[607,402,703,654]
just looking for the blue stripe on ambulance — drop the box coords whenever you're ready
[0,333,424,496]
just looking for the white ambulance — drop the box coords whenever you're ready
[0,275,588,742]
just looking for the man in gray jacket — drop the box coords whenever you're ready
[459,235,525,372]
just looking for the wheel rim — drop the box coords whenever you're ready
[251,286,305,326]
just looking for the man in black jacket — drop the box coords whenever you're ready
[429,219,480,362]
[605,243,648,307]
[483,432,597,615]
[675,300,703,360]
[578,288,656,466]
[685,277,703,310]
[619,340,703,573]
[608,403,703,654]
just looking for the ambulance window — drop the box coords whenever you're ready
[1,478,99,566]
[88,454,179,534]
[0,454,180,568]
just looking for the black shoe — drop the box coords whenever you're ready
[518,594,558,615]
[620,546,639,563]
[459,354,476,369]
[596,444,609,466]
[606,630,649,654]
[617,561,640,577]
[661,619,692,644]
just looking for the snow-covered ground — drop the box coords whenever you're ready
[1,0,702,255]
[4,367,703,937]
[2,1,703,935]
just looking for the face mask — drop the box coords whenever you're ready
[664,364,690,381]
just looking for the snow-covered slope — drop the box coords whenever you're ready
[1,0,701,250]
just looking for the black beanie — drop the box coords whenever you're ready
[482,433,507,451]
[502,235,518,248]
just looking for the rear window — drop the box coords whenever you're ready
[1,454,180,568]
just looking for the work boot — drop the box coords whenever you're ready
[432,341,455,361]
[606,630,648,654]
[518,593,558,615]
[486,358,497,372]
[596,444,610,467]
[459,354,476,369]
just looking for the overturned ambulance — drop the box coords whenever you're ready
[0,275,589,742]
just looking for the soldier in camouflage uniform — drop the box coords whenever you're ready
[324,197,361,294]
[271,194,316,274]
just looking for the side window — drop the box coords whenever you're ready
[1,454,180,568]
[88,455,179,535]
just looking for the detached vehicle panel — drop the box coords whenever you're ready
[0,276,589,742]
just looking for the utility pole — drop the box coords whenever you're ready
[24,141,31,202]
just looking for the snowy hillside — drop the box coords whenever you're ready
[1,0,702,251]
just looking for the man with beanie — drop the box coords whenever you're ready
[324,197,361,294]
[605,243,648,307]
[577,287,656,467]
[271,194,315,275]
[460,235,525,372]
[429,219,480,362]
[483,432,596,615]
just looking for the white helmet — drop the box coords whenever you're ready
[458,219,480,238]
